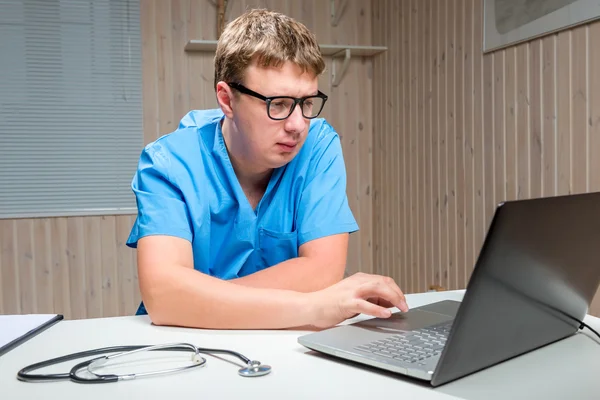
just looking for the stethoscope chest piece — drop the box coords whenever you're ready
[238,360,272,377]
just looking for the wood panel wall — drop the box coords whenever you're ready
[372,0,600,317]
[0,216,139,319]
[5,0,597,319]
[0,0,374,318]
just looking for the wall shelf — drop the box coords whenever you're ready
[184,39,219,52]
[184,40,387,86]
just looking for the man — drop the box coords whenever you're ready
[126,9,408,329]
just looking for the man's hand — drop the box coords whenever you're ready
[307,272,410,329]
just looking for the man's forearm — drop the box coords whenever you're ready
[230,257,345,292]
[142,264,316,329]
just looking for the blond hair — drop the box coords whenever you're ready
[214,9,325,89]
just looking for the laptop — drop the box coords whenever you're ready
[298,192,600,386]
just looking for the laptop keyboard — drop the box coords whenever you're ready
[354,321,452,365]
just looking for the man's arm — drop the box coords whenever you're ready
[137,235,313,329]
[137,235,408,330]
[229,233,349,292]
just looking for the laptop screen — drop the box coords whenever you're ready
[432,192,600,386]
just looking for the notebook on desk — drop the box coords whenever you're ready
[0,314,63,357]
[298,192,600,387]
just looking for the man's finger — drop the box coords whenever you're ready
[379,277,409,312]
[357,281,404,311]
[366,297,395,308]
[352,299,392,319]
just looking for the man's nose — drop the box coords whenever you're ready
[284,104,306,133]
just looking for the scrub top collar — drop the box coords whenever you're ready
[211,113,287,217]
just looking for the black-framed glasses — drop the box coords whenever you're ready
[227,82,328,120]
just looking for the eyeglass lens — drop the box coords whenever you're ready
[268,96,325,120]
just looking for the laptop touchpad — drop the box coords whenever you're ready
[355,306,456,332]
[418,299,461,317]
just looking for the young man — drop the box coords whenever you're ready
[126,9,408,329]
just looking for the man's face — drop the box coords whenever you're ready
[227,61,319,171]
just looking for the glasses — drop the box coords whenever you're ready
[227,82,328,120]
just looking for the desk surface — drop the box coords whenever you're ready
[1,290,599,400]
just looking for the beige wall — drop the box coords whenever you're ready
[371,0,600,316]
[0,0,375,318]
[2,0,598,319]
[0,216,139,319]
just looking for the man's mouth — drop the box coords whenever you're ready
[277,142,297,152]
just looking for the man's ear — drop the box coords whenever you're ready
[216,82,235,118]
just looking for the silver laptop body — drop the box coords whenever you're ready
[298,193,600,386]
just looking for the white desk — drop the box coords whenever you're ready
[1,291,599,400]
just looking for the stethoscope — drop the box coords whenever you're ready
[17,342,272,383]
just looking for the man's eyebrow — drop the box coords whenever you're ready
[300,90,319,97]
[269,89,319,98]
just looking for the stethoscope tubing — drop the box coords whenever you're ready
[17,344,261,383]
[70,343,206,383]
[17,345,148,383]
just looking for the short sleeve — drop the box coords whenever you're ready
[126,144,193,248]
[296,131,359,245]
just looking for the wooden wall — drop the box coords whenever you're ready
[4,0,598,319]
[0,0,375,318]
[0,216,139,319]
[371,0,600,317]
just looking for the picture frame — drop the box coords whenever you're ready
[483,0,600,53]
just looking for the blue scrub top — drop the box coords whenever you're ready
[127,109,358,314]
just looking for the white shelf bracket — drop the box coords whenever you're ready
[330,0,348,27]
[331,48,351,87]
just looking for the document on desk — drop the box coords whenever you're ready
[0,314,63,357]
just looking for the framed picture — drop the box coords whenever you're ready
[483,0,600,53]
